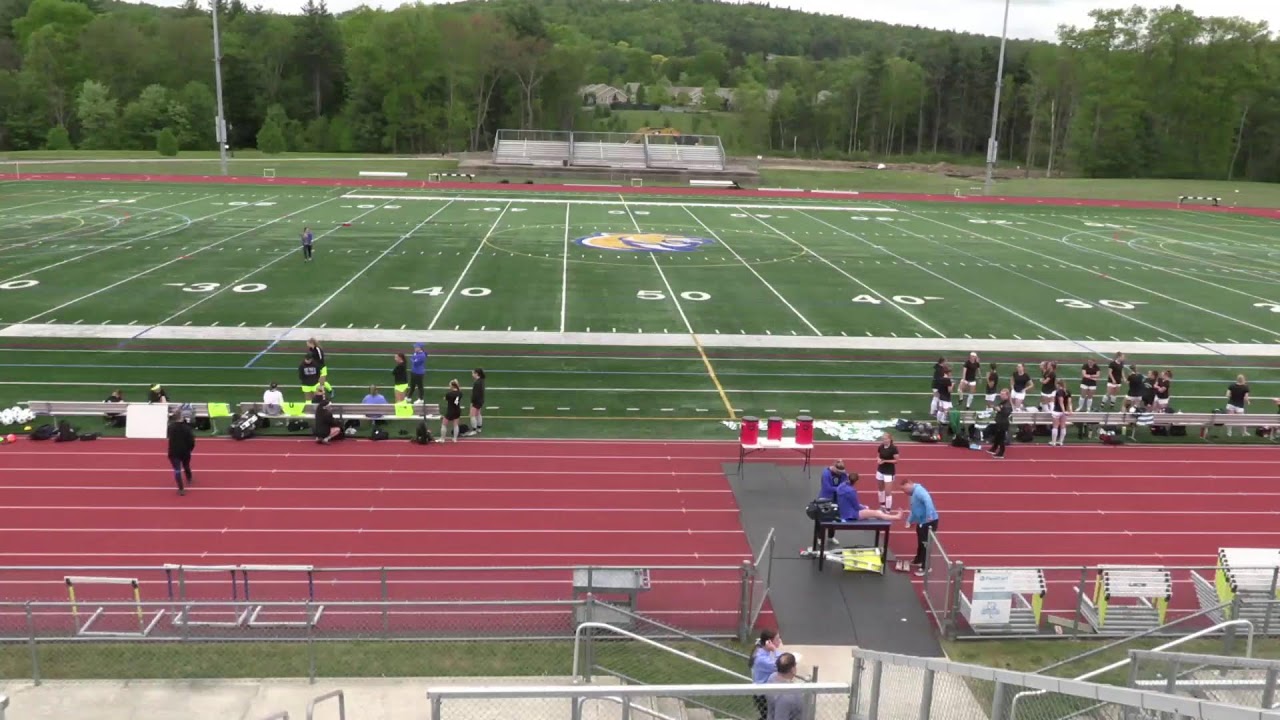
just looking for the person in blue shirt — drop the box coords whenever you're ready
[749,629,783,720]
[901,480,940,576]
[818,460,848,545]
[408,344,428,403]
[835,473,903,524]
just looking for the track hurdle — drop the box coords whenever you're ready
[240,565,325,628]
[1178,195,1221,207]
[164,564,249,628]
[64,576,164,637]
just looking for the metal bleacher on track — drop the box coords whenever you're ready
[494,129,726,172]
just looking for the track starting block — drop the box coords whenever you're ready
[800,546,885,573]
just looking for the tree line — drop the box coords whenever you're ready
[0,0,1277,181]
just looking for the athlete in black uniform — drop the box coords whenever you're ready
[930,358,947,417]
[1079,359,1101,412]
[1142,370,1159,410]
[935,369,954,428]
[961,353,981,409]
[1226,375,1251,437]
[984,363,1000,410]
[1154,370,1172,411]
[468,368,486,435]
[1124,366,1145,411]
[299,356,322,401]
[875,433,899,510]
[1104,353,1126,410]
[442,379,462,443]
[1039,361,1058,412]
[306,338,333,397]
[1010,363,1031,410]
[1050,380,1073,446]
[989,389,1012,458]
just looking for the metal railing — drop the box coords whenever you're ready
[306,690,345,720]
[1007,619,1256,720]
[426,682,851,720]
[573,622,750,683]
[749,528,776,632]
[849,646,1280,720]
[1128,649,1280,708]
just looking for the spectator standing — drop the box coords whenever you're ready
[301,227,314,262]
[442,379,462,442]
[392,353,410,403]
[750,630,783,720]
[989,389,1012,459]
[1226,375,1250,437]
[901,480,940,576]
[766,653,805,720]
[166,411,195,496]
[408,344,428,403]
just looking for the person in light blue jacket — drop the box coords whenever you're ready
[750,629,783,720]
[902,480,940,577]
[408,344,428,403]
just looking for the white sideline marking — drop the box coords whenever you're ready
[341,194,899,213]
[2,323,1278,355]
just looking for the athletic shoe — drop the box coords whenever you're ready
[178,489,186,496]
[913,568,925,577]
[828,537,840,546]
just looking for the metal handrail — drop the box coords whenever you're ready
[571,622,751,682]
[576,696,681,720]
[1008,619,1256,720]
[1,693,8,720]
[306,689,344,720]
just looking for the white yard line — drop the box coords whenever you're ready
[1124,220,1280,279]
[986,212,1280,335]
[148,201,397,330]
[0,195,220,285]
[294,201,455,330]
[619,195,700,335]
[682,205,822,335]
[16,194,334,324]
[428,201,507,330]
[342,193,897,212]
[747,210,947,335]
[0,192,155,234]
[559,202,571,333]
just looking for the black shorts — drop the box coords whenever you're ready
[445,413,461,422]
[471,401,484,410]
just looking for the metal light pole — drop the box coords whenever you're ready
[211,0,229,176]
[983,0,1011,195]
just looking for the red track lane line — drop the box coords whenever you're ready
[19,536,753,556]
[0,463,725,476]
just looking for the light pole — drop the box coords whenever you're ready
[211,0,229,176]
[983,0,1011,195]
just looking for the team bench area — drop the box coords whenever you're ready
[25,400,442,435]
[955,409,1275,440]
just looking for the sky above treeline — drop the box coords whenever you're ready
[150,0,1279,41]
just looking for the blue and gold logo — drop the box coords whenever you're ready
[575,232,714,253]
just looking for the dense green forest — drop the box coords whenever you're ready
[0,0,1277,181]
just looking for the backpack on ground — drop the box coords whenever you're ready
[414,421,434,445]
[230,413,259,440]
[55,421,78,442]
[371,427,389,441]
[29,424,56,441]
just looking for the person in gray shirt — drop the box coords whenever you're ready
[766,652,807,720]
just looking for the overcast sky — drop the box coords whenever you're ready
[172,0,1279,41]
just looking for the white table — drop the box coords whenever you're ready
[738,438,814,473]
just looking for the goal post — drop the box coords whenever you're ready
[64,576,164,637]
[263,168,276,179]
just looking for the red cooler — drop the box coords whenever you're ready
[740,416,760,445]
[795,416,814,445]
[766,416,783,442]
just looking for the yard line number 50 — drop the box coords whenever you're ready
[638,290,711,301]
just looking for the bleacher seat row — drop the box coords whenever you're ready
[493,131,726,171]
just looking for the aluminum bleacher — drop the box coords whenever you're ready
[494,129,726,172]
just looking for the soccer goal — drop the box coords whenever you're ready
[1177,195,1221,207]
[64,576,165,637]
[263,168,276,179]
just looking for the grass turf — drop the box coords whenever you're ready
[1,181,1278,438]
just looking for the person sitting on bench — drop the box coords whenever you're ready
[835,473,903,523]
[104,389,125,428]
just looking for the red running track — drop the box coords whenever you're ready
[0,438,1276,632]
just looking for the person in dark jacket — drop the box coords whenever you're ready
[299,356,321,401]
[468,368,486,435]
[989,389,1012,459]
[315,397,342,444]
[167,412,195,495]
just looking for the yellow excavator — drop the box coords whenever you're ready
[626,127,682,143]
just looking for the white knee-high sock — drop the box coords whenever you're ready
[452,424,459,441]
[475,411,483,429]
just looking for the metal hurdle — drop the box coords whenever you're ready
[64,576,165,637]
[164,564,249,628]
[241,565,325,628]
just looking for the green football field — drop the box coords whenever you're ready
[0,179,1277,437]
